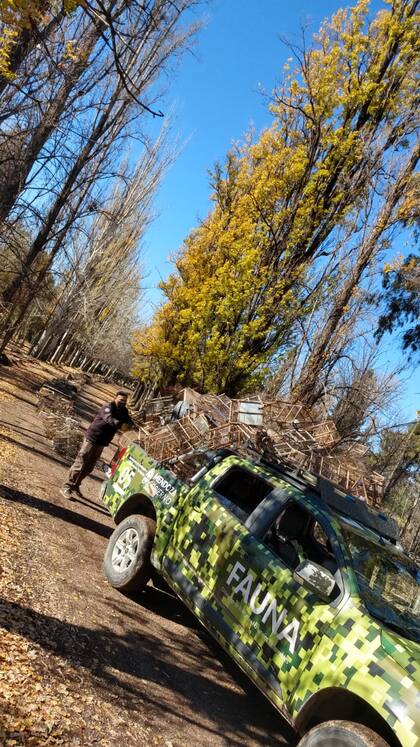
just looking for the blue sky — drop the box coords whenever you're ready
[140,0,418,420]
[143,0,350,306]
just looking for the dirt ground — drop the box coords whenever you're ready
[0,353,296,747]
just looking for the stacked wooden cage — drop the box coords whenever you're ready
[134,388,384,505]
[37,380,84,459]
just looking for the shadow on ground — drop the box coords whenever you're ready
[0,483,112,539]
[0,425,71,468]
[0,591,296,747]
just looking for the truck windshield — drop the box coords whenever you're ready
[341,526,420,643]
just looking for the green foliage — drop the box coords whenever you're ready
[376,254,420,358]
[373,422,420,503]
[133,0,419,395]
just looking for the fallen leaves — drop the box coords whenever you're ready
[0,498,67,745]
[0,424,93,744]
[0,425,17,483]
[0,366,155,747]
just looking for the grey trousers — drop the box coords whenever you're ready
[65,438,103,489]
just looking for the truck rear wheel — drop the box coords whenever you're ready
[297,721,389,747]
[103,514,156,592]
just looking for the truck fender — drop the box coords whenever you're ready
[295,687,401,747]
[114,493,156,525]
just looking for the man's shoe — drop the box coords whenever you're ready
[73,487,85,499]
[61,486,75,501]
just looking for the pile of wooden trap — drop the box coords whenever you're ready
[136,388,384,505]
[37,379,84,459]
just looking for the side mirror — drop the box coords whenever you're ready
[293,560,337,602]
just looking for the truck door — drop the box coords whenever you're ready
[212,497,345,708]
[163,461,345,709]
[162,461,274,638]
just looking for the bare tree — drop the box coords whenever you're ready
[328,354,402,443]
[0,0,199,351]
[42,128,173,367]
[0,2,67,99]
[0,9,108,223]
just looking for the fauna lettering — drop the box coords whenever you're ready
[227,561,300,653]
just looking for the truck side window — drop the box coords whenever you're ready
[213,467,272,519]
[264,502,339,580]
[264,502,311,570]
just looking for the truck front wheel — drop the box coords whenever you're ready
[103,514,156,592]
[297,721,389,747]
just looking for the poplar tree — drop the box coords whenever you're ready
[0,0,199,351]
[0,1,75,84]
[133,0,419,395]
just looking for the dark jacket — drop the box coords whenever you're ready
[86,401,133,447]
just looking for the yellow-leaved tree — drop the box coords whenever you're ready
[0,0,77,81]
[133,0,419,395]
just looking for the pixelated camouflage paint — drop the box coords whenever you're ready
[102,446,190,568]
[102,446,420,747]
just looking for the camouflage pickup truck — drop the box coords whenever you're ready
[100,443,420,747]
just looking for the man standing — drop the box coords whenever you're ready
[61,391,134,501]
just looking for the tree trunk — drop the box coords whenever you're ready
[0,72,129,316]
[50,330,70,363]
[33,331,53,359]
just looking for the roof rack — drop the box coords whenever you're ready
[257,454,400,544]
[317,477,399,544]
[157,444,399,544]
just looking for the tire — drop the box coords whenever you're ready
[297,721,389,747]
[103,514,156,592]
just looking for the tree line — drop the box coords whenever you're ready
[0,0,200,368]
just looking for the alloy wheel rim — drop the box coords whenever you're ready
[111,527,140,572]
